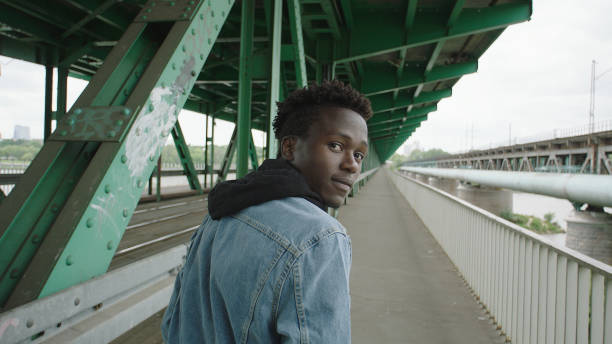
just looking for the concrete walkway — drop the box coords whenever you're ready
[338,169,504,344]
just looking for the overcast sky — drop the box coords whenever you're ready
[1,0,611,155]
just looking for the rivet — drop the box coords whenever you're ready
[186,7,191,11]
[214,24,218,31]
[181,13,187,18]
[123,108,131,116]
[161,81,166,88]
[207,38,212,45]
[222,11,225,17]
[86,218,94,228]
[104,184,111,193]
[200,53,204,60]
[162,130,169,137]
[51,205,59,213]
[68,118,76,126]
[121,155,127,163]
[151,1,156,6]
[107,241,113,250]
[149,155,155,161]
[182,45,186,52]
[146,8,152,13]
[123,208,129,217]
[142,15,147,20]
[172,62,176,70]
[74,298,80,306]
[107,131,116,138]
[170,1,175,5]
[60,130,67,136]
[137,180,144,188]
[191,70,197,77]
[116,119,123,126]
[10,269,19,279]
[32,234,41,244]
[191,28,196,35]
[211,11,214,17]
[188,0,194,4]
[74,108,83,115]
[123,89,129,96]
[200,13,204,20]
[66,255,74,266]
[149,103,155,112]
[26,319,34,328]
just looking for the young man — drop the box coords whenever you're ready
[161,80,372,343]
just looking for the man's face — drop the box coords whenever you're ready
[283,107,369,208]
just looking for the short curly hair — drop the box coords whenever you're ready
[273,80,372,146]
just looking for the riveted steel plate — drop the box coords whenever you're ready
[49,106,135,142]
[134,0,202,22]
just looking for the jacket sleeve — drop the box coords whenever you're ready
[275,232,352,344]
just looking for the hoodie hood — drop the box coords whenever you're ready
[208,159,326,220]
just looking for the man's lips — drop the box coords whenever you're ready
[331,177,354,191]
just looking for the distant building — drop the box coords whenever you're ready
[13,125,30,140]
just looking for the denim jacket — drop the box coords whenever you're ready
[161,197,352,343]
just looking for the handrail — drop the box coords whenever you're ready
[0,245,187,343]
[390,169,611,343]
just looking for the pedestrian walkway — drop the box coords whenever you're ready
[339,168,504,344]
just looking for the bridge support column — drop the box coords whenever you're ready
[566,209,612,265]
[455,182,513,216]
[427,176,457,194]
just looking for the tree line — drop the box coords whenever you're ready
[0,139,266,167]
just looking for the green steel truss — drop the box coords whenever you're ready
[0,0,531,308]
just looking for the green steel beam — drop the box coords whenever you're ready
[0,0,235,309]
[236,0,255,178]
[368,116,426,135]
[335,2,532,63]
[44,66,53,141]
[218,126,237,182]
[266,0,282,159]
[339,0,353,30]
[368,104,437,127]
[370,89,451,114]
[404,0,417,31]
[171,121,203,193]
[287,0,307,87]
[371,124,420,141]
[361,61,477,96]
[249,132,259,171]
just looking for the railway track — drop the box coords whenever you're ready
[109,194,208,271]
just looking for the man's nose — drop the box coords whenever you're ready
[340,152,359,173]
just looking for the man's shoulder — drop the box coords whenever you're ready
[231,197,346,250]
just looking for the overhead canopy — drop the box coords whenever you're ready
[0,0,532,161]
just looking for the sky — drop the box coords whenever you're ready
[1,0,611,154]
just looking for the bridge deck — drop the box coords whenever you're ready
[341,169,503,344]
[113,169,504,343]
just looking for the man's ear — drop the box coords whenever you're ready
[280,136,298,160]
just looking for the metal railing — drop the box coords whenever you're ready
[390,170,611,344]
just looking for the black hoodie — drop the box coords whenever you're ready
[208,159,327,220]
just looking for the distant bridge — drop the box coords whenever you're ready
[405,125,612,174]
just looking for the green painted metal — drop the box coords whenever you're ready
[171,121,203,193]
[287,0,307,88]
[44,66,53,141]
[236,0,255,178]
[266,0,283,159]
[249,133,259,171]
[0,0,236,308]
[370,89,451,114]
[218,126,237,183]
[368,105,437,127]
[335,2,532,63]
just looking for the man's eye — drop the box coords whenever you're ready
[328,142,342,152]
[354,152,365,162]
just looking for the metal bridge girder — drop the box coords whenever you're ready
[0,0,235,309]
